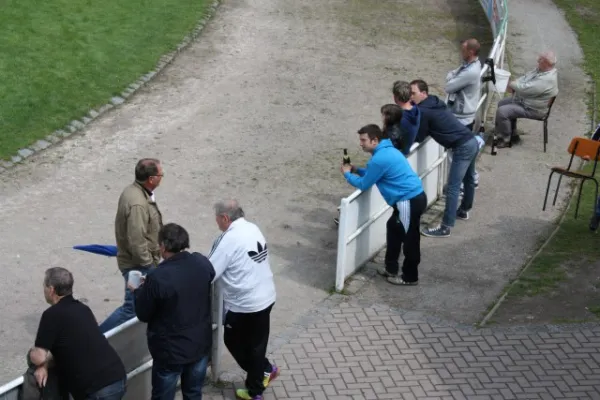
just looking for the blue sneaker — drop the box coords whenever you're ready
[421,225,451,238]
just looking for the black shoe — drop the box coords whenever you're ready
[457,209,469,220]
[495,139,510,148]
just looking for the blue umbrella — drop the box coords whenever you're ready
[73,244,118,257]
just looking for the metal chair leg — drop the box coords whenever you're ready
[575,179,586,219]
[509,119,516,148]
[543,122,548,153]
[552,174,564,206]
[543,171,555,211]
[594,179,599,219]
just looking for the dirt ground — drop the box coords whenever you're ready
[491,259,600,325]
[0,0,492,382]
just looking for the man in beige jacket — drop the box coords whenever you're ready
[494,51,559,148]
[99,158,164,333]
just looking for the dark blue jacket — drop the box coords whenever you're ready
[386,107,421,155]
[134,251,215,365]
[415,95,473,149]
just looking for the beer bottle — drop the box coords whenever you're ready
[343,149,351,165]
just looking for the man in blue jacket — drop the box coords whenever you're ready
[342,124,427,285]
[132,223,215,400]
[410,79,479,238]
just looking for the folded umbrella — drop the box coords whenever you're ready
[73,244,118,257]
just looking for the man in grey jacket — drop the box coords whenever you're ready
[445,38,483,188]
[446,38,482,129]
[494,51,559,148]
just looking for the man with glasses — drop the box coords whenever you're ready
[99,158,164,333]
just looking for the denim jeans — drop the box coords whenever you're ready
[151,356,209,400]
[443,137,479,227]
[84,378,126,400]
[99,267,150,333]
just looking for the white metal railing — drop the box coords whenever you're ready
[335,0,508,291]
[0,286,224,400]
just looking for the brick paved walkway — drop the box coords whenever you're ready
[202,300,600,400]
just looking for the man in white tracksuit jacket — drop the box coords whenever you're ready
[208,199,279,400]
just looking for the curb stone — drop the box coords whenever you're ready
[0,0,221,174]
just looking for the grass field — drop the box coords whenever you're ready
[501,0,600,314]
[0,0,210,160]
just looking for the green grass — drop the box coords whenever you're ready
[0,0,211,160]
[508,165,600,298]
[552,0,600,119]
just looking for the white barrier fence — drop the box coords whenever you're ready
[335,139,447,291]
[335,0,508,291]
[0,287,224,400]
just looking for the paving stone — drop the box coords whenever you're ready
[197,302,600,399]
[110,96,125,105]
[30,140,51,152]
[0,160,13,169]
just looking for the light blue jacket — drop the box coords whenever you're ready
[344,139,423,205]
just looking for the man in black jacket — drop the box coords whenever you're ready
[132,223,216,400]
[410,79,479,238]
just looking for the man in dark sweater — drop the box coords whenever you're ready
[410,79,479,238]
[133,223,215,400]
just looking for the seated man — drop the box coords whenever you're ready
[494,51,559,148]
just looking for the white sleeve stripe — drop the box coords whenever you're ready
[208,231,227,258]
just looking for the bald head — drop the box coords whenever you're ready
[461,38,480,62]
[214,199,245,231]
[538,51,557,71]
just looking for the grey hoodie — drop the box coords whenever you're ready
[445,59,482,125]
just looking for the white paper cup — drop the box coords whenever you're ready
[128,271,143,289]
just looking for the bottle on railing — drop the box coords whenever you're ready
[343,148,351,165]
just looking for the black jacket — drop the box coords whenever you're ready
[415,95,474,149]
[134,251,215,365]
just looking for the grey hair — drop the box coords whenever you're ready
[44,267,74,296]
[392,80,412,103]
[214,199,245,222]
[541,51,557,66]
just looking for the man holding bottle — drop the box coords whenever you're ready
[341,124,427,285]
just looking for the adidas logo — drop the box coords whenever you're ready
[248,241,268,263]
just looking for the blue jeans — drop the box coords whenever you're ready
[99,267,150,333]
[151,356,209,400]
[84,378,126,400]
[443,137,478,227]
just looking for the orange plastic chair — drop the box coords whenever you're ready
[543,136,600,218]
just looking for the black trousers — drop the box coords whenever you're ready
[384,191,427,282]
[224,303,274,396]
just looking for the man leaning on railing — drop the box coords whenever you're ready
[27,267,126,400]
[130,223,215,400]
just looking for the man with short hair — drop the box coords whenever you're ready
[100,158,164,333]
[342,124,427,285]
[411,79,479,238]
[132,223,215,400]
[209,200,279,400]
[494,50,559,147]
[392,80,421,154]
[30,267,127,400]
[445,38,484,188]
